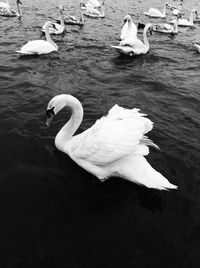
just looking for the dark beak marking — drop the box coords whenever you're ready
[46,107,55,118]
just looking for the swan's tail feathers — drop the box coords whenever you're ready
[141,135,160,150]
[122,156,177,190]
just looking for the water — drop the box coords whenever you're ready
[0,0,200,267]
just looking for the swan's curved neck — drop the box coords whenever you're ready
[189,11,194,24]
[17,2,21,17]
[143,24,151,50]
[162,3,166,17]
[55,96,84,152]
[45,26,57,49]
[60,9,65,27]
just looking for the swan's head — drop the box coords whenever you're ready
[46,94,83,127]
[17,0,22,5]
[137,22,145,30]
[59,4,64,12]
[43,21,57,31]
[123,14,132,24]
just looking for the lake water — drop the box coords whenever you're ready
[0,0,200,267]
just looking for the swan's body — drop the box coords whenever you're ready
[83,1,105,18]
[46,94,177,190]
[144,2,168,18]
[0,0,22,17]
[42,5,65,35]
[81,0,101,10]
[152,21,178,34]
[120,14,137,41]
[111,23,152,56]
[16,21,58,55]
[171,9,197,26]
[57,4,84,25]
[193,43,200,53]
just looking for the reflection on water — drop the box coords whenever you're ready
[0,0,200,267]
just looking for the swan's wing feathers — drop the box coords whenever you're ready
[73,105,155,165]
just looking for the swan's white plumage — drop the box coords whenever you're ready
[120,15,137,41]
[144,2,168,18]
[46,94,177,190]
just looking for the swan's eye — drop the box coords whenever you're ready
[46,107,55,118]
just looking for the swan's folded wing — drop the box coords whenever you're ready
[71,105,155,166]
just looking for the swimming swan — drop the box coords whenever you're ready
[83,1,105,18]
[46,94,177,190]
[152,20,179,34]
[42,5,65,35]
[0,0,22,17]
[16,21,58,55]
[144,2,168,18]
[81,0,101,10]
[120,14,137,41]
[111,23,152,56]
[171,9,197,26]
[57,3,84,25]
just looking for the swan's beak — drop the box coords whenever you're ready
[46,107,55,127]
[17,0,23,5]
[149,27,153,35]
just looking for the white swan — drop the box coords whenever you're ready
[46,94,177,190]
[144,2,168,18]
[81,0,101,10]
[83,1,105,18]
[16,21,58,55]
[120,14,137,41]
[0,0,22,17]
[0,0,10,9]
[42,5,65,35]
[171,9,197,26]
[152,20,178,34]
[111,23,152,56]
[58,3,84,25]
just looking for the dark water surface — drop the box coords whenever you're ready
[0,0,200,267]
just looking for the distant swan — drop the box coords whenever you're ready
[152,19,179,34]
[46,94,177,190]
[144,2,168,18]
[81,0,101,10]
[0,0,22,17]
[171,9,197,26]
[120,14,137,41]
[83,1,105,18]
[56,4,84,25]
[16,21,58,55]
[42,5,65,35]
[111,23,152,56]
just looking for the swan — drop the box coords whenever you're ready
[171,9,197,26]
[144,2,168,18]
[81,0,101,10]
[152,19,179,34]
[56,4,84,25]
[0,0,10,9]
[111,23,152,56]
[46,94,177,190]
[193,43,200,53]
[0,0,22,17]
[83,1,105,18]
[42,5,65,35]
[16,21,58,55]
[120,14,137,41]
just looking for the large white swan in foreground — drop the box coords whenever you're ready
[120,14,137,41]
[0,0,22,17]
[144,2,168,18]
[111,23,152,56]
[42,5,65,35]
[16,21,58,55]
[46,94,177,190]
